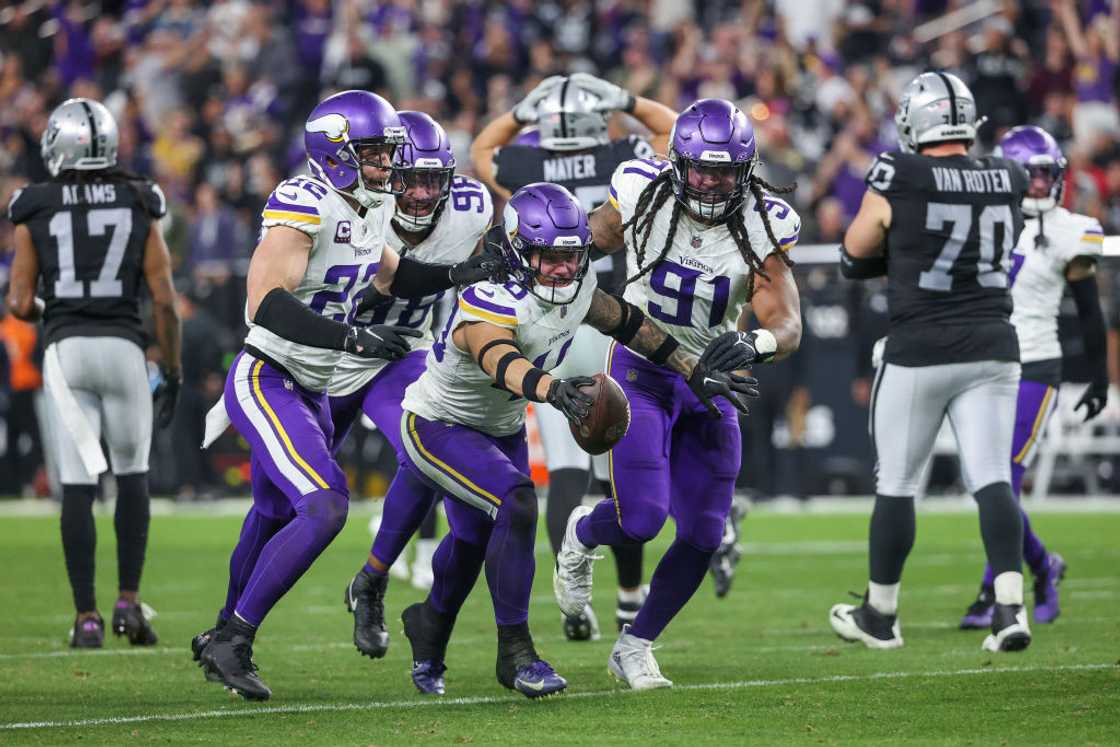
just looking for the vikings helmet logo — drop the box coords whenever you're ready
[305,113,350,143]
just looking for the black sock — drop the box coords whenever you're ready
[61,484,98,613]
[868,494,915,585]
[114,473,150,594]
[545,468,590,557]
[611,543,644,590]
[974,481,1022,577]
[418,502,438,540]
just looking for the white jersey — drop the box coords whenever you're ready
[403,273,598,437]
[609,159,800,359]
[329,176,494,396]
[243,176,388,392]
[1010,206,1103,364]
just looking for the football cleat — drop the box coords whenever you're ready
[561,605,601,641]
[496,624,567,699]
[192,614,228,683]
[709,496,747,598]
[345,569,390,658]
[111,600,158,646]
[608,625,672,691]
[981,603,1032,652]
[199,620,271,701]
[829,593,903,649]
[553,505,599,617]
[402,601,454,695]
[1033,552,1066,624]
[615,586,647,632]
[958,586,995,630]
[69,614,104,649]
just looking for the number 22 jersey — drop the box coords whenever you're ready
[609,158,801,360]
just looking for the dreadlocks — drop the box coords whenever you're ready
[621,165,797,300]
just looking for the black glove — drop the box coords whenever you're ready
[700,331,759,372]
[1074,380,1109,422]
[354,286,395,318]
[546,376,596,424]
[153,370,181,429]
[449,250,509,286]
[344,325,423,360]
[687,362,760,418]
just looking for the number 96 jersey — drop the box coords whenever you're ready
[402,271,597,438]
[610,158,800,360]
[328,176,493,396]
[244,176,388,392]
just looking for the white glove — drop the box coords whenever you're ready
[568,73,636,113]
[512,75,566,124]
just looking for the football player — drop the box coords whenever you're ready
[379,182,756,697]
[471,73,677,639]
[6,98,181,649]
[829,72,1032,653]
[332,111,492,659]
[553,98,803,690]
[957,125,1107,629]
[191,91,503,701]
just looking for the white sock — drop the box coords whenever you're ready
[414,538,437,563]
[867,581,900,616]
[993,571,1024,606]
[617,588,643,605]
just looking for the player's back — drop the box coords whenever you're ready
[8,176,166,349]
[866,151,1028,366]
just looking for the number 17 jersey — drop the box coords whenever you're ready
[865,151,1028,367]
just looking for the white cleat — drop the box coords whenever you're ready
[608,625,673,691]
[553,505,599,617]
[981,603,1032,653]
[829,598,903,650]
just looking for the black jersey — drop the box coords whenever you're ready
[494,136,655,291]
[8,176,166,349]
[866,151,1028,367]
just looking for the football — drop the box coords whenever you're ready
[569,373,631,455]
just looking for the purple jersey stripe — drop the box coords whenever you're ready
[462,286,517,317]
[266,196,319,215]
[623,167,659,181]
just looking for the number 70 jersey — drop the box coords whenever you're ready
[610,158,801,360]
[864,151,1028,367]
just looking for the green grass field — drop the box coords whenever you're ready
[0,504,1117,745]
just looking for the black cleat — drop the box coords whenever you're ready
[562,605,600,641]
[192,614,228,683]
[345,570,390,658]
[69,614,104,649]
[496,623,567,698]
[199,619,271,701]
[829,592,903,649]
[402,601,455,695]
[982,603,1032,653]
[111,601,158,646]
[709,497,747,598]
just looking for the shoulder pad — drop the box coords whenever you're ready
[1067,211,1105,258]
[864,151,914,194]
[608,158,669,218]
[138,180,168,219]
[450,176,494,229]
[7,184,46,225]
[752,192,801,253]
[458,281,524,329]
[261,177,327,237]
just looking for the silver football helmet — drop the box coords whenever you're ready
[894,72,978,153]
[40,98,120,177]
[537,77,610,152]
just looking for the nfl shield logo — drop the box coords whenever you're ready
[690,235,702,249]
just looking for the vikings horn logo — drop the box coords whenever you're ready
[306,113,350,143]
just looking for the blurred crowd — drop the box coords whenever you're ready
[2,0,1119,499]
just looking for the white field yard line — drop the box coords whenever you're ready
[2,663,1114,732]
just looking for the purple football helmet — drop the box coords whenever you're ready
[392,111,456,230]
[668,98,757,222]
[500,182,592,304]
[304,90,406,208]
[994,125,1066,216]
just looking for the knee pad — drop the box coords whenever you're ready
[303,489,349,537]
[678,516,724,554]
[503,486,539,535]
[620,505,668,545]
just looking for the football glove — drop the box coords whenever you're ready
[449,248,508,286]
[546,376,596,424]
[700,330,775,372]
[344,325,423,360]
[512,75,565,124]
[687,363,760,418]
[1075,379,1109,422]
[153,370,181,429]
[568,73,636,113]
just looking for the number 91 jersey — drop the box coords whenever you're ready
[402,269,597,438]
[864,151,1028,367]
[329,176,493,396]
[610,158,800,359]
[244,175,387,392]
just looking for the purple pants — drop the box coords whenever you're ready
[327,350,427,456]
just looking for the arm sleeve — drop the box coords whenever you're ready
[389,256,456,298]
[254,287,349,350]
[1069,275,1108,384]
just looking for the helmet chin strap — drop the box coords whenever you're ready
[1022,196,1056,216]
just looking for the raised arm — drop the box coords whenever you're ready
[469,112,520,200]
